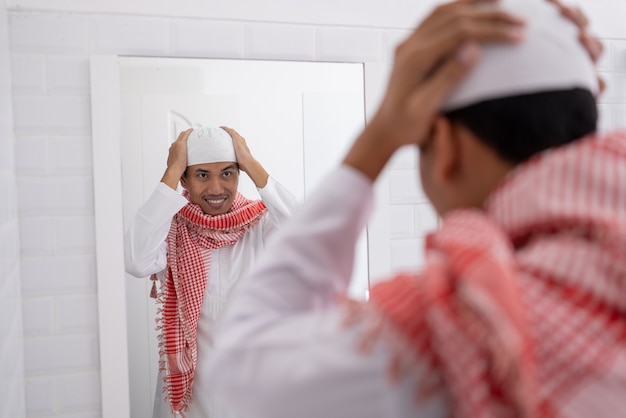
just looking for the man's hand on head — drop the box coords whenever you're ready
[161,128,192,190]
[547,0,605,95]
[221,126,269,188]
[343,0,526,181]
[221,126,255,173]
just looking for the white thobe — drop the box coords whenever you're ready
[124,177,297,418]
[205,165,451,418]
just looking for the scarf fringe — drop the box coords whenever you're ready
[152,271,194,415]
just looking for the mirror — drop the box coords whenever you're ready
[91,56,368,417]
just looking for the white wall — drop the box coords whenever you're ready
[0,1,26,417]
[5,0,626,38]
[2,0,626,416]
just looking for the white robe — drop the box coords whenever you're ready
[124,177,298,418]
[205,165,450,418]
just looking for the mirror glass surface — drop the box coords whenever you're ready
[94,56,369,416]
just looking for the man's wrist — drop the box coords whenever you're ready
[242,160,269,188]
[161,167,184,190]
[343,117,397,181]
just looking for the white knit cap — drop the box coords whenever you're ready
[186,127,237,166]
[442,0,598,111]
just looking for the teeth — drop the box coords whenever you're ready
[207,199,225,204]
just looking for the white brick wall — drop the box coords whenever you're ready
[245,24,315,61]
[0,2,27,417]
[170,20,245,58]
[1,1,625,417]
[90,15,170,55]
[316,27,383,62]
[6,0,626,38]
[10,11,99,410]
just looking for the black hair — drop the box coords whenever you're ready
[444,88,597,164]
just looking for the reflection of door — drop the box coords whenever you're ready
[121,95,199,418]
[121,93,307,417]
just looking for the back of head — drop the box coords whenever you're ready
[442,0,599,163]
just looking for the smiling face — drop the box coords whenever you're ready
[180,161,240,216]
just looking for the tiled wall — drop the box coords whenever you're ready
[0,2,26,417]
[7,9,398,418]
[2,1,626,416]
[10,12,101,416]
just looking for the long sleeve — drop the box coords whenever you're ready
[232,165,372,314]
[124,183,187,278]
[205,165,449,418]
[256,175,299,235]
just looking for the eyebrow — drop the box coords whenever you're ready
[193,165,236,175]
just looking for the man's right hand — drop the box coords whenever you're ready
[161,128,193,190]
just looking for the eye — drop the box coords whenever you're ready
[222,171,233,178]
[197,172,208,179]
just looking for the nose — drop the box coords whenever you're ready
[204,176,224,195]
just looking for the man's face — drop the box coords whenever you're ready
[181,162,239,216]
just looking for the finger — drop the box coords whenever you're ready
[451,14,525,42]
[220,126,241,139]
[176,128,193,143]
[433,0,500,19]
[423,6,526,38]
[597,75,606,97]
[397,11,523,84]
[579,32,604,63]
[413,42,482,144]
[221,126,234,136]
[417,15,524,58]
[546,0,566,12]
[418,16,522,68]
[552,2,602,65]
[426,41,481,101]
[559,5,589,29]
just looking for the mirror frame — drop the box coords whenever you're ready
[91,55,130,418]
[90,54,386,418]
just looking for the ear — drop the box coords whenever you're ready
[180,173,188,189]
[430,116,460,185]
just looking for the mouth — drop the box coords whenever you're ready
[203,197,228,210]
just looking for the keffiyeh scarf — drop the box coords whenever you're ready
[351,131,626,417]
[157,191,267,415]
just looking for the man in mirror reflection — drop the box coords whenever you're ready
[124,125,297,417]
[204,0,626,417]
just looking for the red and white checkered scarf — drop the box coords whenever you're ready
[350,131,626,417]
[157,191,267,415]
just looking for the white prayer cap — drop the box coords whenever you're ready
[186,127,237,166]
[442,0,598,111]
